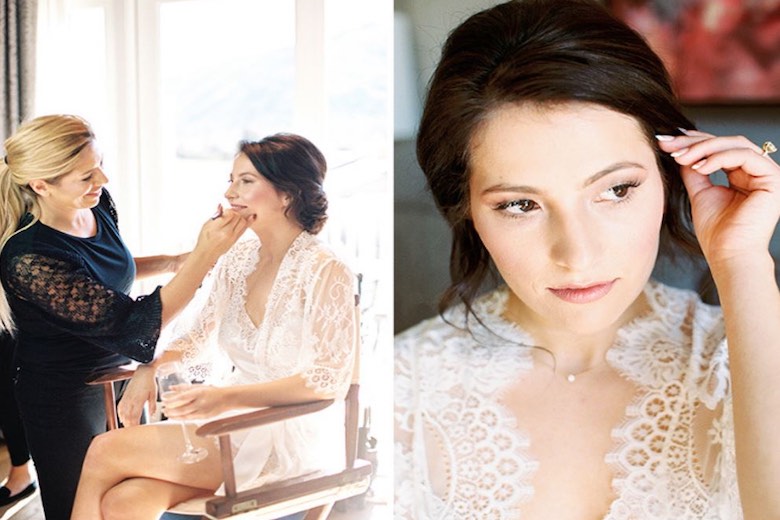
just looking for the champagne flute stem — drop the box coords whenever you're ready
[179,422,196,451]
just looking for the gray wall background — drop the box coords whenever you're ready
[394,0,780,333]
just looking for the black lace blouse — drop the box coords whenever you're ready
[0,191,162,376]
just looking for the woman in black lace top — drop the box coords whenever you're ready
[0,114,251,520]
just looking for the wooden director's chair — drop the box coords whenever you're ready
[87,295,372,520]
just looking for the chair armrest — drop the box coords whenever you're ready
[195,399,335,438]
[85,363,139,385]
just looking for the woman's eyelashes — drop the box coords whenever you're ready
[599,180,641,203]
[492,180,643,217]
[228,176,254,185]
[494,199,538,215]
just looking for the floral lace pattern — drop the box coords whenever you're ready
[3,253,160,363]
[170,232,357,396]
[167,232,358,490]
[395,281,741,519]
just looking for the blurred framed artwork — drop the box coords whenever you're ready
[606,0,780,104]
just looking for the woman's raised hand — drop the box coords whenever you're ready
[194,204,254,260]
[657,131,780,268]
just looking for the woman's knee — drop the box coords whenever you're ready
[82,430,122,474]
[100,484,145,520]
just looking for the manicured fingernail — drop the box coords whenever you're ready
[655,134,675,141]
[670,148,689,158]
[691,159,706,170]
[677,127,693,136]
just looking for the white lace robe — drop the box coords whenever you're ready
[169,232,358,491]
[395,281,741,519]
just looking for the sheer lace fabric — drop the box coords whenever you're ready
[395,281,741,519]
[169,232,357,491]
[2,251,160,364]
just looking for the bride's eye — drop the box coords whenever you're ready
[601,181,640,202]
[496,199,538,215]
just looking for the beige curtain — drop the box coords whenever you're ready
[1,0,37,143]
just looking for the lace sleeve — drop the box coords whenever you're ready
[165,271,222,382]
[697,338,742,518]
[3,253,161,363]
[395,336,420,519]
[300,258,357,398]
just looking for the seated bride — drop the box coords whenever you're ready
[71,133,358,520]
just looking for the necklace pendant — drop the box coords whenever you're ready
[567,374,576,383]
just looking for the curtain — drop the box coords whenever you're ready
[1,0,37,143]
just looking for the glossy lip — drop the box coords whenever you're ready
[548,279,616,304]
[86,189,102,197]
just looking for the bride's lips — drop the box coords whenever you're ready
[548,280,616,304]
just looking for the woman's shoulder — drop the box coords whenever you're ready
[644,280,724,339]
[296,233,354,279]
[96,189,119,224]
[617,281,728,400]
[395,288,511,363]
[1,222,82,268]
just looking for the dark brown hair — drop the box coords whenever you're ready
[240,133,328,234]
[416,0,700,318]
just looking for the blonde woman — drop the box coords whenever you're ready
[0,115,250,520]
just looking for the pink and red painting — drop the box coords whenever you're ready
[607,0,780,104]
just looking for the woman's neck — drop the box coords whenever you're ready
[37,203,96,238]
[253,222,305,263]
[503,292,649,376]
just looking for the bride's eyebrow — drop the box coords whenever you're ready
[480,161,647,196]
[583,161,646,187]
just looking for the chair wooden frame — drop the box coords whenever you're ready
[86,298,371,519]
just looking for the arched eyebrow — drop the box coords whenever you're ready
[481,161,647,195]
[583,161,646,187]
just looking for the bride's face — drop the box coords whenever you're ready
[224,153,289,225]
[468,102,666,335]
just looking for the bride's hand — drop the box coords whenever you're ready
[162,384,230,420]
[657,131,780,268]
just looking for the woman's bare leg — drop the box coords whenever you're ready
[101,477,210,520]
[71,422,222,520]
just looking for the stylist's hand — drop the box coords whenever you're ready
[162,384,231,421]
[194,205,254,260]
[117,364,158,427]
[658,131,780,267]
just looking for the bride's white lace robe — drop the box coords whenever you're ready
[395,281,741,519]
[169,232,358,491]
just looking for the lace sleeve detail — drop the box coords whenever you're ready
[165,258,229,382]
[3,253,161,363]
[166,285,220,381]
[100,189,119,226]
[707,389,742,519]
[395,337,420,519]
[300,258,357,398]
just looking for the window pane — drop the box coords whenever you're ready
[155,0,296,249]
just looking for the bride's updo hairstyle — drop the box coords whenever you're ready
[239,133,328,234]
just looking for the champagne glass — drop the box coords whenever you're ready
[156,361,208,464]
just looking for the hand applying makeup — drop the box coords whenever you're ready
[656,130,780,269]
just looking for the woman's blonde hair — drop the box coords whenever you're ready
[0,114,96,332]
